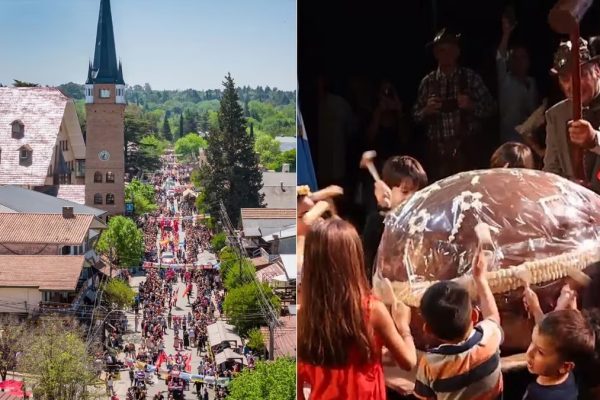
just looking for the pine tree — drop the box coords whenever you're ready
[202,73,264,225]
[179,113,184,138]
[161,113,173,141]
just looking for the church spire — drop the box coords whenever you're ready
[90,0,121,84]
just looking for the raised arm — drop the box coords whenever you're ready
[371,299,417,371]
[473,249,500,324]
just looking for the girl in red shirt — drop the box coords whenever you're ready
[298,218,417,400]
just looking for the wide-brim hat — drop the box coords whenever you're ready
[551,37,600,75]
[426,28,461,48]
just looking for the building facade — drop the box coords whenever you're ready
[84,0,126,216]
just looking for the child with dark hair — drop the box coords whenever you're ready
[523,310,595,400]
[523,286,599,400]
[362,155,428,280]
[490,141,535,169]
[414,250,503,400]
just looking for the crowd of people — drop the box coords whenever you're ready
[298,11,600,400]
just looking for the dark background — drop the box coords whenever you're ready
[298,0,600,227]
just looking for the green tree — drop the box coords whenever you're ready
[183,110,198,134]
[18,320,100,400]
[126,178,158,215]
[179,113,184,139]
[13,79,39,87]
[278,149,296,172]
[57,82,85,99]
[210,232,227,253]
[224,258,256,291]
[223,282,280,335]
[101,278,136,309]
[255,132,281,170]
[195,190,208,213]
[161,113,173,141]
[246,328,266,353]
[227,358,296,400]
[0,317,25,382]
[175,133,207,161]
[201,74,264,225]
[96,216,144,276]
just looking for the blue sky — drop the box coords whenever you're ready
[0,0,296,90]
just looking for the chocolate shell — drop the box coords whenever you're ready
[374,168,600,353]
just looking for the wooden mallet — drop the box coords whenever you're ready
[360,150,382,181]
[360,150,391,208]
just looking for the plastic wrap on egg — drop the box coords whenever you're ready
[373,169,600,353]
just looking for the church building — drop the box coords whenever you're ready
[84,0,126,216]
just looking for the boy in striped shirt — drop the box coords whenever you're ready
[415,249,503,400]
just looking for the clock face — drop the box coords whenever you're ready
[98,150,110,161]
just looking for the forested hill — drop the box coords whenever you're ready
[58,82,296,138]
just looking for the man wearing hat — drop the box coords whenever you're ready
[413,28,495,181]
[544,38,600,193]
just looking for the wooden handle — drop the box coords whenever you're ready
[570,28,586,182]
[366,162,381,182]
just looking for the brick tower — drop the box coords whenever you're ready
[84,0,126,216]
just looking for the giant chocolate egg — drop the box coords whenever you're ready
[374,169,600,353]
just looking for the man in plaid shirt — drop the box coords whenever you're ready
[413,29,495,180]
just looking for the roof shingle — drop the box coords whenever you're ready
[0,87,69,186]
[56,185,86,205]
[240,208,295,220]
[0,255,85,290]
[0,213,93,244]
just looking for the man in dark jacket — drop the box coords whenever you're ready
[544,38,600,193]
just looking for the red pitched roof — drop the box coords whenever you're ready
[56,185,86,204]
[0,255,85,290]
[0,213,93,244]
[0,87,69,186]
[261,315,296,358]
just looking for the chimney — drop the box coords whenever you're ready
[282,163,290,173]
[280,181,287,192]
[62,206,74,219]
[271,234,280,255]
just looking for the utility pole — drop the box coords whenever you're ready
[268,319,275,361]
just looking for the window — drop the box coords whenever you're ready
[100,89,111,98]
[61,246,71,255]
[76,160,85,177]
[11,120,23,139]
[106,193,115,205]
[106,171,115,183]
[94,171,102,183]
[18,146,32,166]
[94,193,103,204]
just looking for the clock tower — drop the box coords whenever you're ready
[84,0,126,216]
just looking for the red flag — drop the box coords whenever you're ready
[155,351,166,368]
[185,352,193,372]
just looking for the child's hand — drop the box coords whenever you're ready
[392,300,411,329]
[523,287,540,314]
[555,284,578,311]
[374,180,392,209]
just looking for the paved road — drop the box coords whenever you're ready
[111,275,216,400]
